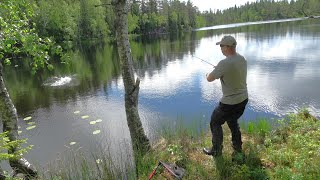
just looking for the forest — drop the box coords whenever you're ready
[1,0,320,64]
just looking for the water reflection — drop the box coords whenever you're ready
[241,28,320,117]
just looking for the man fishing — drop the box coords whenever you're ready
[203,35,248,159]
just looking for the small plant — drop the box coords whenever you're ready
[247,122,255,134]
[166,144,184,163]
[243,118,271,143]
[0,132,33,161]
[0,131,33,178]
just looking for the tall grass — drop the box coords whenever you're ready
[158,114,208,142]
[40,143,135,180]
[241,118,272,136]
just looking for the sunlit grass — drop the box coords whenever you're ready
[140,110,320,179]
[40,144,135,180]
[262,110,320,179]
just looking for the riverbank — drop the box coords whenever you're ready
[137,109,320,179]
[35,110,320,179]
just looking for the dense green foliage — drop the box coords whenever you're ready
[204,0,320,25]
[30,0,200,38]
[0,0,64,73]
[129,0,198,34]
[34,0,109,46]
[1,0,319,57]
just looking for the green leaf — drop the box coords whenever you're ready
[26,125,36,130]
[4,58,11,65]
[27,122,35,125]
[81,115,89,119]
[92,130,101,135]
[69,142,76,145]
[47,64,54,71]
[23,116,32,121]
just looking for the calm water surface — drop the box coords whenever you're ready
[2,18,320,167]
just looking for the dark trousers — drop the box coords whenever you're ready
[210,99,248,153]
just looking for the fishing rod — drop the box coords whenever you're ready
[192,55,216,67]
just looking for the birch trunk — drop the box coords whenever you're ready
[113,0,151,155]
[0,63,37,177]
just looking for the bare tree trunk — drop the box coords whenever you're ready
[112,0,151,155]
[0,63,37,177]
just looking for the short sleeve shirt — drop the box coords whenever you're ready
[210,53,248,105]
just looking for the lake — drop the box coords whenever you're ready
[2,17,320,168]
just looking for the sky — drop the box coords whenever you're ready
[181,0,258,12]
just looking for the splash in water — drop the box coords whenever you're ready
[43,76,73,87]
[52,77,72,86]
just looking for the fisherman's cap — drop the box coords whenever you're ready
[216,35,237,47]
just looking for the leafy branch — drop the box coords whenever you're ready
[0,0,66,74]
[0,132,33,161]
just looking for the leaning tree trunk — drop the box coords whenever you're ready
[0,63,37,177]
[113,0,151,156]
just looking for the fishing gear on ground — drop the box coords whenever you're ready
[148,160,185,180]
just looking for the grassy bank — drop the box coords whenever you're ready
[138,110,320,179]
[38,110,320,179]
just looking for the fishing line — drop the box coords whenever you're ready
[191,55,216,67]
[167,52,216,67]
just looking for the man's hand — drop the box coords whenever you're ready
[206,72,215,82]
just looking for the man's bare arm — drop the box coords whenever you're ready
[206,73,216,82]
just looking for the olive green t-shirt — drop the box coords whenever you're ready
[210,53,248,105]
